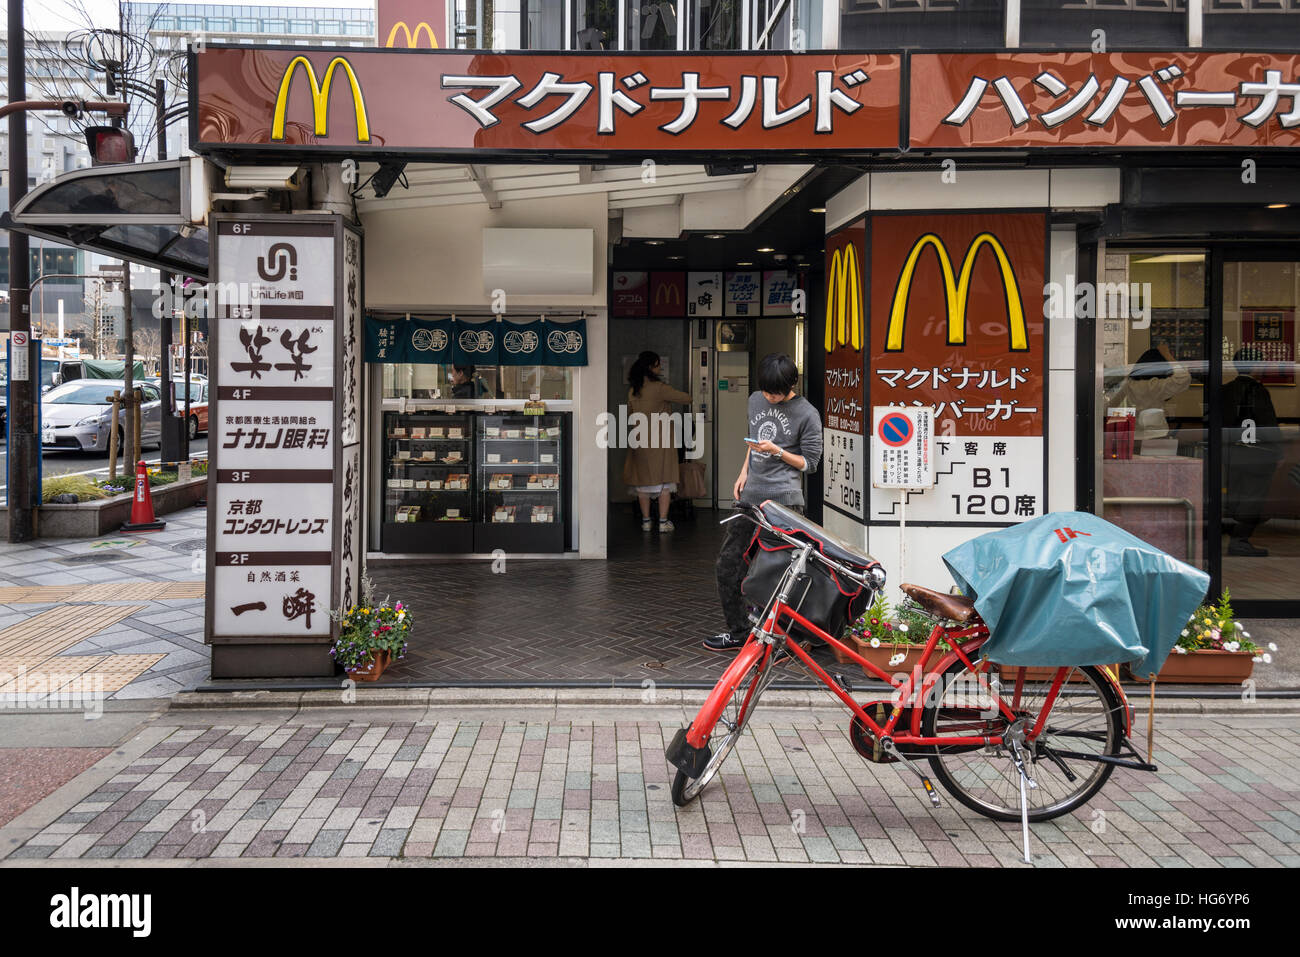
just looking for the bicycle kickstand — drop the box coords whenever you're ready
[1007,738,1038,865]
[879,738,941,809]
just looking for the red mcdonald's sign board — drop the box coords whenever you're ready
[378,0,446,49]
[910,52,1300,150]
[192,47,903,155]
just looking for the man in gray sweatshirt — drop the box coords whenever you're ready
[705,353,823,652]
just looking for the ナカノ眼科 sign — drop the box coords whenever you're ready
[868,212,1046,526]
[193,47,903,154]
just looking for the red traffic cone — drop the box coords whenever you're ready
[121,460,167,532]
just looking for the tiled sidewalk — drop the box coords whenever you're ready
[3,709,1297,866]
[0,507,208,698]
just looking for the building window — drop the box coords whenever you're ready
[289,19,313,33]
[1021,0,1186,48]
[1204,0,1300,52]
[840,0,1004,49]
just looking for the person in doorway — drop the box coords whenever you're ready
[705,353,822,652]
[1105,343,1191,447]
[1222,346,1283,557]
[622,351,692,532]
[449,365,482,399]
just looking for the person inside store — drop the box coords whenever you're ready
[449,365,486,399]
[705,353,822,653]
[1105,341,1192,450]
[622,350,692,533]
[1221,346,1283,558]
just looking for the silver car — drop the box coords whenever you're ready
[41,379,162,453]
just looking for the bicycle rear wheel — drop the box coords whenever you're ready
[921,656,1125,822]
[672,646,776,807]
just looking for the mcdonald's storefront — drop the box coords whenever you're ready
[10,40,1300,677]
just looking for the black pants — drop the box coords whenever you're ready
[716,503,803,637]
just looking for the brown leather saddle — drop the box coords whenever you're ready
[900,583,982,624]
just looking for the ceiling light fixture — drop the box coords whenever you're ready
[809,207,826,214]
[645,240,664,245]
[1267,203,1290,209]
[757,247,775,253]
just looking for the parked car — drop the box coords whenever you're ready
[40,378,162,453]
[146,377,209,438]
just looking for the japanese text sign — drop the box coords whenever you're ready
[868,212,1045,525]
[823,221,866,520]
[872,406,934,489]
[911,52,1300,150]
[193,47,903,154]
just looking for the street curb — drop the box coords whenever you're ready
[166,688,1300,716]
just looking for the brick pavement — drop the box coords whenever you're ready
[2,706,1296,866]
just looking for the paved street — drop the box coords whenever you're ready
[0,700,1296,866]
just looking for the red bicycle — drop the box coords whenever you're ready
[667,501,1155,851]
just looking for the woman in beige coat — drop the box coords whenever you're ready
[623,351,692,532]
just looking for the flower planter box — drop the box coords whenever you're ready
[1124,650,1256,685]
[831,636,928,677]
[0,476,207,539]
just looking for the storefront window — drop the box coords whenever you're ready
[1099,250,1209,572]
[383,363,574,400]
[627,0,680,49]
[574,0,617,48]
[1219,259,1300,599]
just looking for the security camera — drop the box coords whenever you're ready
[60,100,83,118]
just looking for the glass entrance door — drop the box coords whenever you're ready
[1218,258,1300,606]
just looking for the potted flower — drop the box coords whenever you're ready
[329,587,412,682]
[1125,588,1263,684]
[833,596,936,675]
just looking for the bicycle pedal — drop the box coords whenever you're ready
[833,672,854,693]
[920,776,942,808]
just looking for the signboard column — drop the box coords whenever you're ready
[823,221,866,527]
[206,216,363,678]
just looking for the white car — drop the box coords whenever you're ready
[41,379,162,453]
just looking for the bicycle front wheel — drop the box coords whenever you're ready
[671,647,775,807]
[921,658,1126,822]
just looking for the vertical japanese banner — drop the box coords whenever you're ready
[823,220,866,521]
[867,212,1046,525]
[206,216,362,653]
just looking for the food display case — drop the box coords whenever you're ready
[382,411,475,552]
[475,413,568,553]
[381,410,571,554]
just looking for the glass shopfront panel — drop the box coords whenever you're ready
[1220,259,1300,601]
[1099,250,1209,572]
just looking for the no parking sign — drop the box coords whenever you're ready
[872,406,934,489]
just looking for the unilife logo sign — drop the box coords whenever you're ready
[271,55,370,143]
[886,232,1028,352]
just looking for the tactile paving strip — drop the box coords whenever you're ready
[0,605,148,659]
[0,581,204,603]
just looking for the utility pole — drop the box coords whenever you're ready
[7,0,35,541]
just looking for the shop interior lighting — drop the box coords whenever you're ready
[809,207,826,213]
[1267,203,1290,209]
[757,247,775,253]
[644,240,664,245]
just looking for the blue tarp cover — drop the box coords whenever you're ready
[942,511,1210,675]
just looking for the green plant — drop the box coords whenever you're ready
[846,594,898,648]
[1175,588,1260,655]
[329,576,412,671]
[40,475,108,503]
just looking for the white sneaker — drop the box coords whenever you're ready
[659,520,675,532]
[641,518,652,531]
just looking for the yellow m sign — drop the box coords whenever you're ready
[271,55,371,143]
[825,243,863,353]
[385,21,440,47]
[886,232,1028,352]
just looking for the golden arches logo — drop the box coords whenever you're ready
[271,55,370,143]
[654,283,681,306]
[825,243,863,353]
[385,21,440,48]
[886,232,1028,352]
